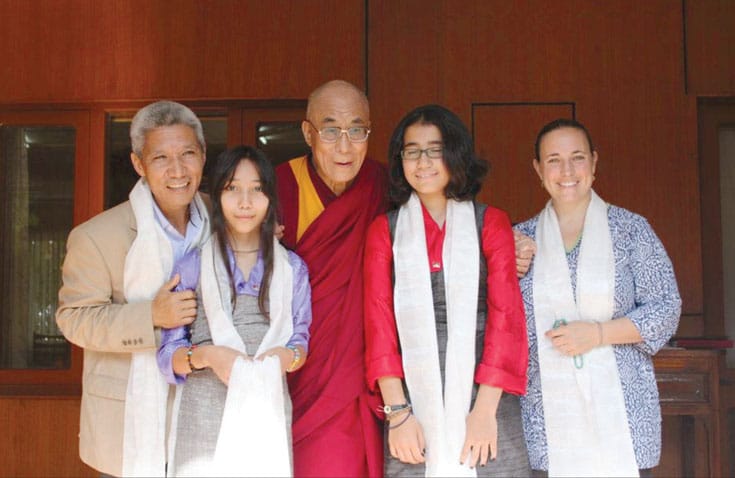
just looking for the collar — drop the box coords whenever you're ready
[150,198,202,237]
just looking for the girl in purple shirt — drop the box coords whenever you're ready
[157,146,312,475]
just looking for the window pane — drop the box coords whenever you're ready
[105,111,227,207]
[257,122,310,165]
[0,126,74,369]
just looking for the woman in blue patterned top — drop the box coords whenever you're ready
[514,118,681,477]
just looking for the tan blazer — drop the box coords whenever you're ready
[56,201,161,477]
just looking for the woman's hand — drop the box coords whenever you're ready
[545,320,601,356]
[199,345,250,386]
[514,230,537,278]
[255,346,293,374]
[388,412,426,465]
[378,376,425,464]
[461,385,502,468]
[460,401,498,468]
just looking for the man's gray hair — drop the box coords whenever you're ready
[129,100,205,157]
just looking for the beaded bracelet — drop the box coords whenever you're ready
[385,403,412,421]
[187,344,203,373]
[286,345,302,373]
[388,409,413,430]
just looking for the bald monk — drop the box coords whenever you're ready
[277,80,386,477]
[277,80,537,477]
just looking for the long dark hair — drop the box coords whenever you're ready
[210,145,278,318]
[387,104,488,206]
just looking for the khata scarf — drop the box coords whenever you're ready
[122,178,210,476]
[392,193,479,477]
[532,190,638,477]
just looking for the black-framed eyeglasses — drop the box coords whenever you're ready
[401,147,444,161]
[305,120,370,143]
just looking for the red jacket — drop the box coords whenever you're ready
[364,203,528,395]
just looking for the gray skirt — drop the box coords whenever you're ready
[384,270,531,477]
[168,292,292,477]
[384,392,530,477]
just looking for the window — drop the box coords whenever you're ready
[256,121,310,165]
[0,113,87,374]
[0,102,307,388]
[239,105,309,166]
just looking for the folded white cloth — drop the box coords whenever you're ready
[213,356,290,477]
[176,234,293,477]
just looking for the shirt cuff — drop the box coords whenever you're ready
[366,354,404,392]
[286,336,308,353]
[474,364,527,395]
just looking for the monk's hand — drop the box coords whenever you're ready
[388,411,426,465]
[461,406,498,469]
[514,230,537,278]
[256,346,292,374]
[152,274,197,329]
[545,320,600,356]
[274,223,285,240]
[201,345,250,386]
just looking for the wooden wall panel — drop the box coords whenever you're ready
[0,0,366,102]
[368,0,702,320]
[0,397,94,477]
[686,0,735,95]
[473,103,574,222]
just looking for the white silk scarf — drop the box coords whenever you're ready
[393,193,479,477]
[122,178,210,477]
[532,190,638,477]
[190,234,293,477]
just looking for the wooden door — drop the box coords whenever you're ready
[698,98,735,478]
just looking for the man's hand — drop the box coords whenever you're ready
[151,274,197,329]
[514,230,537,278]
[275,223,285,240]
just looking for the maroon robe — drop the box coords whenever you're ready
[277,156,387,477]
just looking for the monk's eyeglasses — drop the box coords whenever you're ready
[305,120,370,143]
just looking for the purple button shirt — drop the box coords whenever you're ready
[157,245,312,384]
[151,197,205,260]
